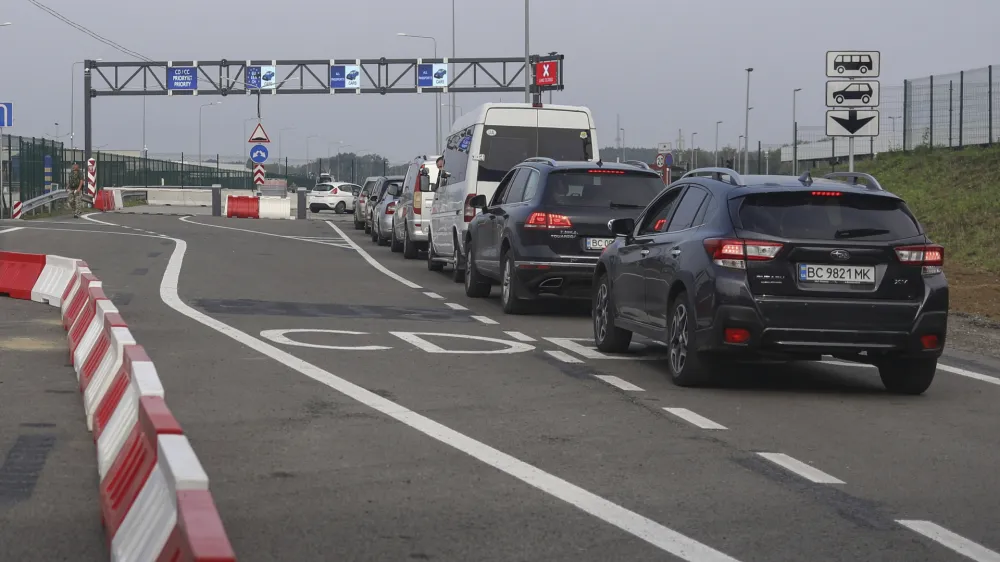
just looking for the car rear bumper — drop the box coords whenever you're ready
[513,259,598,300]
[695,303,947,359]
[407,220,430,242]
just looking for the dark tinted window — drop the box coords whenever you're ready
[738,192,922,240]
[478,126,593,183]
[541,171,663,208]
[504,168,532,204]
[443,127,473,184]
[638,187,684,235]
[520,170,541,202]
[489,169,520,206]
[666,187,708,232]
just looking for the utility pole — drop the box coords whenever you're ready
[714,121,722,166]
[744,67,753,175]
[792,87,801,174]
[524,0,531,103]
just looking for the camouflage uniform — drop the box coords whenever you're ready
[67,169,83,217]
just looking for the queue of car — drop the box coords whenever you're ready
[346,102,950,395]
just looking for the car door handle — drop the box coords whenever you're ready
[640,249,650,256]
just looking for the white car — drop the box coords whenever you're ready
[308,181,360,214]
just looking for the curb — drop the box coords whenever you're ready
[1,251,237,561]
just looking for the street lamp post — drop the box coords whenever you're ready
[744,67,753,175]
[397,33,440,154]
[715,121,723,166]
[738,135,744,172]
[198,101,222,165]
[451,0,457,126]
[792,87,802,174]
[690,132,698,169]
[619,128,626,161]
[524,0,531,103]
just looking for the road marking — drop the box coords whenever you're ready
[445,302,468,311]
[505,331,536,342]
[424,292,444,299]
[756,453,845,484]
[260,329,392,351]
[81,213,122,227]
[820,359,876,369]
[0,227,24,234]
[897,520,1000,562]
[545,350,584,364]
[471,315,498,325]
[325,221,422,289]
[663,408,728,430]
[937,364,1000,386]
[391,332,534,354]
[594,375,645,392]
[545,336,668,360]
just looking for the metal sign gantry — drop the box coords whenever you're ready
[80,54,566,162]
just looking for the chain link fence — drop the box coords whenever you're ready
[904,65,997,150]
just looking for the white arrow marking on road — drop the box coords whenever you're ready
[260,329,391,351]
[390,331,534,354]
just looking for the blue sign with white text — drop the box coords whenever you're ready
[167,67,198,90]
[330,65,362,89]
[246,66,262,89]
[0,102,12,127]
[249,144,269,164]
[418,64,448,88]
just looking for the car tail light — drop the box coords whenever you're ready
[385,201,396,215]
[360,194,367,203]
[920,334,940,350]
[587,169,626,175]
[703,238,783,269]
[414,190,422,215]
[463,194,477,222]
[524,212,573,230]
[895,244,944,275]
[724,328,751,344]
[811,191,841,197]
[331,187,339,195]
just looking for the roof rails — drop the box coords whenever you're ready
[681,167,746,187]
[524,157,557,166]
[623,160,652,170]
[822,172,884,191]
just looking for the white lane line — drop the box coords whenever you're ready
[14,226,164,240]
[594,375,646,392]
[155,234,739,562]
[756,453,845,484]
[471,315,498,325]
[544,336,668,361]
[444,302,468,311]
[424,292,444,299]
[663,408,728,430]
[505,331,536,342]
[325,221,422,289]
[178,216,358,252]
[937,364,1000,386]
[897,520,1000,562]
[81,213,122,227]
[545,350,584,364]
[0,227,24,234]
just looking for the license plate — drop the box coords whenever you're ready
[585,237,614,250]
[798,264,875,284]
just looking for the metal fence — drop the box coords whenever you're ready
[903,65,997,150]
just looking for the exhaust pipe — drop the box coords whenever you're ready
[539,278,564,290]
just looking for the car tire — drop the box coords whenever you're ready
[390,223,403,253]
[862,95,870,104]
[464,243,491,298]
[403,225,419,259]
[364,219,372,234]
[877,358,936,395]
[427,234,444,271]
[836,95,845,104]
[335,202,346,214]
[500,250,527,315]
[451,238,466,283]
[371,222,380,243]
[666,291,712,387]
[593,273,632,353]
[310,205,320,213]
[354,213,364,230]
[837,66,845,74]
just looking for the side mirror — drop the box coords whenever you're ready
[469,194,488,209]
[608,217,635,237]
[418,175,430,193]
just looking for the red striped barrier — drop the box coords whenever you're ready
[0,252,83,305]
[61,263,92,329]
[12,200,22,219]
[226,195,259,219]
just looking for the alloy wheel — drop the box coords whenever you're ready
[669,304,689,374]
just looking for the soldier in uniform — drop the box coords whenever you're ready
[67,163,84,218]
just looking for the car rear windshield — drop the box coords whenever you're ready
[542,171,664,208]
[737,192,922,240]
[478,126,594,183]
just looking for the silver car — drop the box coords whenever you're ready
[366,176,404,236]
[392,156,441,258]
[370,178,404,247]
[354,176,381,230]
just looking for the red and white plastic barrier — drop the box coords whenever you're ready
[1,251,236,561]
[12,200,22,219]
[225,195,290,219]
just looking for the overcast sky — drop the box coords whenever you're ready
[4,0,1000,163]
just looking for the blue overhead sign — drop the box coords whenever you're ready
[167,67,198,90]
[417,64,447,88]
[0,103,11,127]
[246,65,277,90]
[330,65,361,89]
[249,144,269,164]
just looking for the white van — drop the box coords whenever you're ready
[391,156,441,258]
[427,103,599,280]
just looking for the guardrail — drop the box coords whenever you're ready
[16,189,70,218]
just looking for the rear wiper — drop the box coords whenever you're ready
[834,228,891,239]
[609,202,645,209]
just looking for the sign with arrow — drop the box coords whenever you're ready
[248,122,270,143]
[249,144,269,164]
[826,109,879,137]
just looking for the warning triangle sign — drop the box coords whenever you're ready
[248,123,271,143]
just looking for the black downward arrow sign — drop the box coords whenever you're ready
[831,110,875,134]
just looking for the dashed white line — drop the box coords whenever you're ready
[505,331,536,342]
[325,221,422,289]
[937,363,1000,386]
[594,375,645,392]
[471,315,498,325]
[424,292,445,299]
[756,453,845,484]
[663,408,728,430]
[445,302,468,311]
[545,350,584,364]
[897,520,1000,562]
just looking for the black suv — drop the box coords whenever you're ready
[464,159,665,313]
[593,168,948,395]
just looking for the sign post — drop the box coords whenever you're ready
[528,53,564,105]
[825,51,881,171]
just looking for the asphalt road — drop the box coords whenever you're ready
[2,212,999,562]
